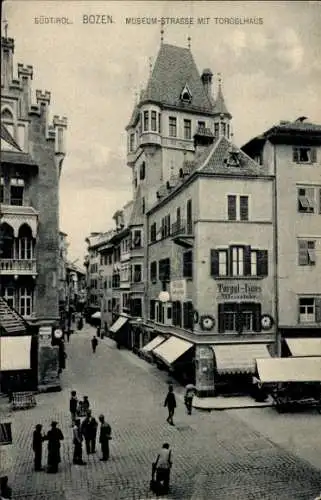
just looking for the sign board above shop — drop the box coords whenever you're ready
[170,280,187,301]
[216,281,262,301]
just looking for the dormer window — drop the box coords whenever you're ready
[180,84,192,103]
[224,149,241,167]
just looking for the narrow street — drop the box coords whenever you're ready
[4,324,321,500]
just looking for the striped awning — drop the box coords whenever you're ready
[257,357,321,383]
[212,344,271,375]
[152,336,193,366]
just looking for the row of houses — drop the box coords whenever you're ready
[85,41,321,396]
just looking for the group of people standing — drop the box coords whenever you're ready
[30,390,112,474]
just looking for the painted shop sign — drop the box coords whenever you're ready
[216,281,262,301]
[170,279,187,301]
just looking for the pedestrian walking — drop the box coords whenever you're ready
[45,421,64,473]
[69,390,78,426]
[73,419,86,465]
[91,335,98,353]
[184,384,196,415]
[0,476,12,500]
[151,443,172,495]
[32,424,44,471]
[81,410,98,454]
[164,385,176,425]
[98,414,112,461]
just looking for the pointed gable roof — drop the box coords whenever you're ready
[197,136,266,176]
[213,85,232,118]
[143,44,214,113]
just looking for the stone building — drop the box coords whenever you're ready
[0,34,67,390]
[242,118,321,357]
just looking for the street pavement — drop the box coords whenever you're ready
[2,323,321,500]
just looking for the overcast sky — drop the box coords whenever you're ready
[4,0,321,264]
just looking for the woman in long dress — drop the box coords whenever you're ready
[45,421,64,473]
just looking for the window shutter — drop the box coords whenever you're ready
[310,147,317,163]
[218,303,225,333]
[315,298,321,323]
[257,250,268,276]
[240,196,249,221]
[298,240,308,265]
[210,249,219,276]
[227,195,236,220]
[244,245,251,276]
[293,147,299,162]
[253,304,262,332]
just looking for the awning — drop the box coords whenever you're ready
[91,311,101,319]
[140,335,166,353]
[285,338,321,357]
[109,316,128,334]
[152,336,193,366]
[212,344,271,375]
[257,357,321,383]
[0,336,32,371]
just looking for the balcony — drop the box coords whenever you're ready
[0,258,37,275]
[0,204,38,238]
[171,219,194,248]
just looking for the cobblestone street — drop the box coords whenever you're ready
[2,324,321,500]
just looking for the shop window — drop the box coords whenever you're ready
[150,300,156,320]
[298,240,316,266]
[172,301,182,327]
[183,301,194,329]
[218,303,261,333]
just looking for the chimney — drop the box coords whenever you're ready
[201,68,214,103]
[18,64,33,118]
[1,37,14,89]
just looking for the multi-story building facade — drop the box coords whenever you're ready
[0,35,67,324]
[84,232,102,320]
[0,34,67,390]
[242,119,321,354]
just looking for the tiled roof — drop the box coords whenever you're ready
[0,122,22,151]
[143,44,214,113]
[242,119,321,150]
[213,85,231,118]
[127,103,140,129]
[0,297,27,334]
[197,136,266,176]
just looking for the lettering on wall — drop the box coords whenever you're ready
[216,281,262,301]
